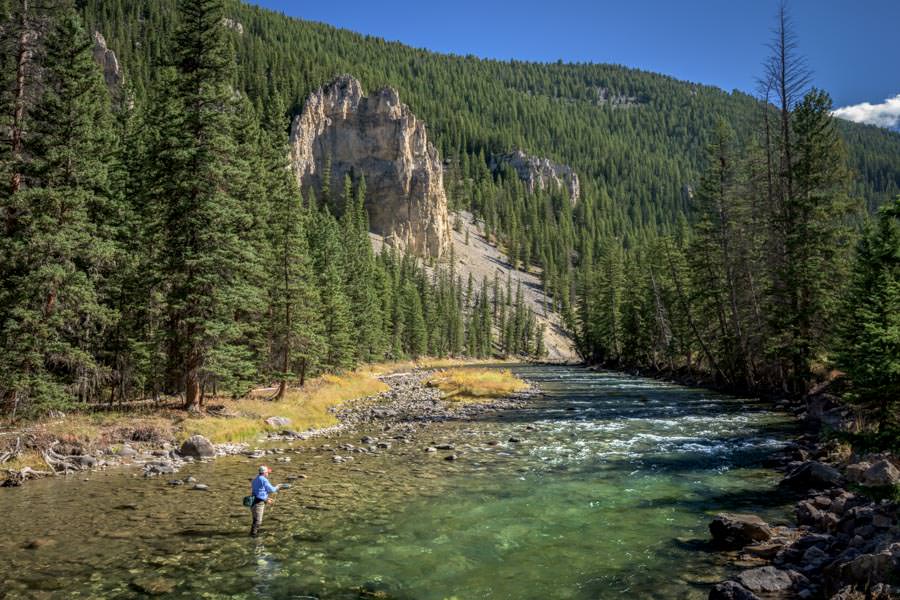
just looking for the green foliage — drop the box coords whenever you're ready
[0,5,120,417]
[836,197,900,424]
[574,87,861,396]
[1,0,898,417]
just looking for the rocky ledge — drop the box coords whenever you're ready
[289,75,452,258]
[708,438,900,599]
[490,149,580,205]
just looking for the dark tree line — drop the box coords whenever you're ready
[0,0,542,418]
[574,7,898,434]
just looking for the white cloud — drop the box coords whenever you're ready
[832,94,900,129]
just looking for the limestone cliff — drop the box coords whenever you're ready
[91,32,123,98]
[289,75,451,258]
[491,150,580,205]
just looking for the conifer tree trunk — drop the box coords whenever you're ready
[9,0,29,197]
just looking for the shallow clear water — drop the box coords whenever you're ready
[1,366,797,599]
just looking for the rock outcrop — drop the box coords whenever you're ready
[491,149,580,204]
[710,513,774,549]
[91,32,123,97]
[289,75,451,258]
[222,18,244,35]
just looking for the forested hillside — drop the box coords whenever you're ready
[2,0,899,423]
[0,0,544,418]
[81,0,900,220]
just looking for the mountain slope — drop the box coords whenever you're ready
[81,0,900,232]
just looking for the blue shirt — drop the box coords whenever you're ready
[251,475,278,500]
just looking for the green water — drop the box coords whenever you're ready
[0,366,797,599]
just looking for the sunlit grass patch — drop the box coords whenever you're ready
[181,370,389,443]
[426,368,528,403]
[2,450,46,472]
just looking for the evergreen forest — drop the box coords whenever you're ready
[1,0,898,432]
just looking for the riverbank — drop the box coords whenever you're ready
[1,364,796,599]
[0,360,533,487]
[706,414,900,599]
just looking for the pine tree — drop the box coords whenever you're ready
[311,210,355,372]
[768,89,856,391]
[835,197,900,425]
[341,176,384,362]
[0,6,118,416]
[401,281,427,358]
[153,0,258,408]
[264,95,323,398]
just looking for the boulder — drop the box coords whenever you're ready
[845,462,871,484]
[76,455,97,469]
[115,445,137,458]
[289,75,451,258]
[708,581,761,600]
[834,544,900,587]
[179,435,215,459]
[802,545,830,569]
[780,461,844,490]
[860,460,900,487]
[737,567,807,594]
[264,416,291,428]
[710,513,774,548]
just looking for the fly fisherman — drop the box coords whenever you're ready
[250,465,280,537]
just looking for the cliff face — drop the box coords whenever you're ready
[91,32,123,97]
[492,150,580,205]
[289,75,451,258]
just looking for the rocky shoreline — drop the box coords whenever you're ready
[2,369,540,487]
[707,401,899,599]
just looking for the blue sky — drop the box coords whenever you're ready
[249,0,900,127]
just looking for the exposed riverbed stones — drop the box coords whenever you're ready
[709,445,900,599]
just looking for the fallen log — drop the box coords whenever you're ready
[41,443,85,474]
[1,466,54,487]
[0,436,22,465]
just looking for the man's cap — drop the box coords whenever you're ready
[258,465,271,474]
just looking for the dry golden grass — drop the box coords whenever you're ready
[181,370,389,443]
[3,450,45,471]
[2,360,518,454]
[426,368,529,403]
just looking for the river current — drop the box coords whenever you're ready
[1,365,797,599]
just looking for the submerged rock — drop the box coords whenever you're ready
[130,576,176,596]
[709,513,773,548]
[708,581,761,600]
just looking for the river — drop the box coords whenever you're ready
[0,365,798,599]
